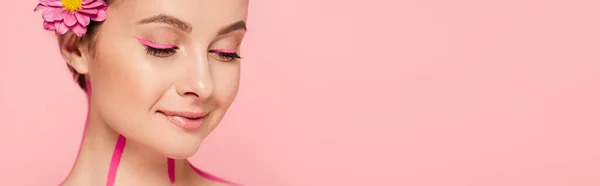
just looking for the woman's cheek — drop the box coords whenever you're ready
[212,64,241,107]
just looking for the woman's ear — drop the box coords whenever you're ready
[57,32,92,75]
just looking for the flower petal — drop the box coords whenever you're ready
[38,0,55,6]
[43,0,63,7]
[82,1,105,9]
[43,21,56,31]
[56,22,69,35]
[78,8,98,15]
[75,13,91,27]
[54,9,68,21]
[42,7,60,22]
[72,23,88,37]
[82,0,94,5]
[39,0,60,3]
[91,9,107,21]
[65,12,78,26]
[34,4,47,12]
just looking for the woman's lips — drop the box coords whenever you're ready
[158,110,208,130]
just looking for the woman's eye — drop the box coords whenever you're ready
[136,38,178,58]
[146,47,177,58]
[209,49,242,62]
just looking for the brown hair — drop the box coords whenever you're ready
[68,0,116,91]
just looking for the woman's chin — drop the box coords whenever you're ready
[121,126,206,159]
[164,150,199,159]
[156,139,204,159]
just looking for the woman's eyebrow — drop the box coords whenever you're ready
[136,14,247,36]
[136,14,192,33]
[217,20,247,36]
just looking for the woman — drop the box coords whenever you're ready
[34,0,248,185]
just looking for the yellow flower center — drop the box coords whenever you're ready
[62,0,82,12]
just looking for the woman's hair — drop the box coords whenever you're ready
[68,0,116,91]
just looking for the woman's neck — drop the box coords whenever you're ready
[61,107,194,186]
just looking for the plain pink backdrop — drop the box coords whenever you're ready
[1,0,600,185]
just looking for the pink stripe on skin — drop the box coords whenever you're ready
[135,37,178,49]
[106,135,127,186]
[211,49,238,53]
[168,158,176,183]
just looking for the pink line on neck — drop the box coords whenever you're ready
[106,135,126,186]
[168,158,176,183]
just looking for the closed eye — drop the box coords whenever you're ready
[136,37,179,58]
[209,49,242,62]
[146,47,177,57]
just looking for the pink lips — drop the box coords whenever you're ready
[159,110,208,130]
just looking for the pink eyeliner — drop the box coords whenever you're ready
[211,49,237,53]
[135,37,178,49]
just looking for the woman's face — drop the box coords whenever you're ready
[85,0,248,158]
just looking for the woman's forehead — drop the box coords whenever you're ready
[106,0,248,32]
[111,0,248,19]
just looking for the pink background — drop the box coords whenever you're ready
[1,0,600,185]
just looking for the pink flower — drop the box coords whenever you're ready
[34,0,107,37]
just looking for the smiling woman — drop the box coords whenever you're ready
[34,0,249,185]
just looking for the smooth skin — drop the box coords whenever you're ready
[57,0,248,185]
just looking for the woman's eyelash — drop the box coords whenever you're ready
[135,38,178,57]
[210,49,242,61]
[146,47,177,57]
[144,48,241,59]
[217,51,242,59]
